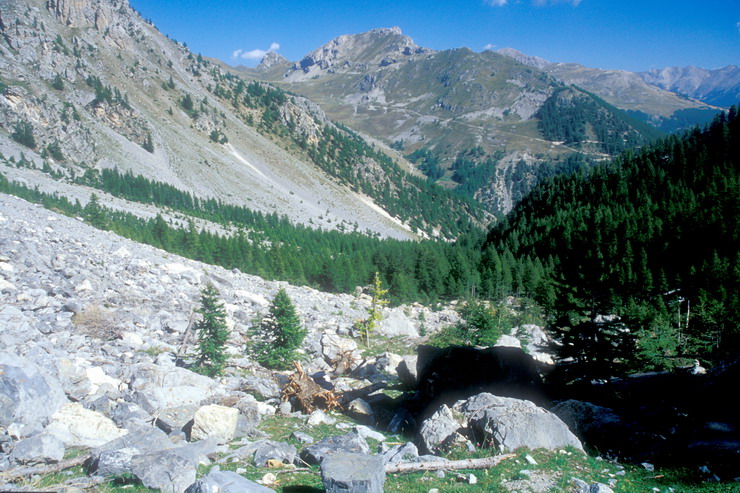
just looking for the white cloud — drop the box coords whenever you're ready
[484,0,507,6]
[231,42,280,61]
[483,43,496,50]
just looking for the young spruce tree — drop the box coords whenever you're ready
[252,288,305,370]
[354,272,389,347]
[195,283,229,377]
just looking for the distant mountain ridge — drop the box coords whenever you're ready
[243,27,710,214]
[639,65,740,108]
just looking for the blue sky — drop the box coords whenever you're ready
[130,0,739,72]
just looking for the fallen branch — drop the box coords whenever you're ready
[385,453,515,474]
[0,455,88,481]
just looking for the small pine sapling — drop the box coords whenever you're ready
[195,283,229,377]
[354,272,389,347]
[251,288,306,369]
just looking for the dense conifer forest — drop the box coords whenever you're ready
[488,105,739,375]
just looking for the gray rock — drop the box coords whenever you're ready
[397,355,418,388]
[0,352,68,436]
[347,398,374,425]
[126,362,220,409]
[111,401,152,428]
[249,440,297,467]
[377,309,418,338]
[418,404,464,454]
[551,399,622,439]
[455,393,583,453]
[241,376,281,401]
[321,453,385,493]
[290,431,314,444]
[129,450,197,493]
[300,431,371,465]
[155,405,199,434]
[89,427,173,477]
[9,434,65,465]
[0,306,38,348]
[185,469,274,493]
[381,442,419,465]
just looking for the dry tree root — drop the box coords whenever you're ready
[282,361,342,413]
[0,455,89,481]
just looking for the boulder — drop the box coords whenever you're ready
[129,439,220,493]
[240,376,281,401]
[129,450,197,493]
[300,431,370,465]
[155,405,199,435]
[88,427,173,477]
[347,398,374,425]
[8,434,65,465]
[551,399,622,441]
[321,333,361,370]
[397,355,418,388]
[381,442,419,465]
[185,469,275,493]
[45,402,127,448]
[248,440,297,467]
[455,393,583,453]
[417,404,465,454]
[190,405,239,443]
[376,309,418,338]
[0,352,68,436]
[321,453,385,493]
[126,363,220,409]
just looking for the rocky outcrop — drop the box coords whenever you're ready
[286,27,432,81]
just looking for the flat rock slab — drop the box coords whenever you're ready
[321,453,385,493]
[300,432,370,465]
[185,469,275,493]
[46,402,127,448]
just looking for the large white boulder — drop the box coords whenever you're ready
[190,404,238,443]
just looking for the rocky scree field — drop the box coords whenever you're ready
[0,193,733,492]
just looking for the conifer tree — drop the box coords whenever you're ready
[83,193,108,229]
[195,283,229,377]
[252,288,305,369]
[354,272,389,347]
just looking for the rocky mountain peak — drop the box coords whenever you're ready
[256,50,289,70]
[285,26,433,81]
[496,47,550,69]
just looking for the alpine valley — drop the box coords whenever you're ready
[1,0,739,491]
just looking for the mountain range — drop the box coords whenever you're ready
[241,27,733,212]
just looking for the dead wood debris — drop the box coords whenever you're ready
[282,361,342,413]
